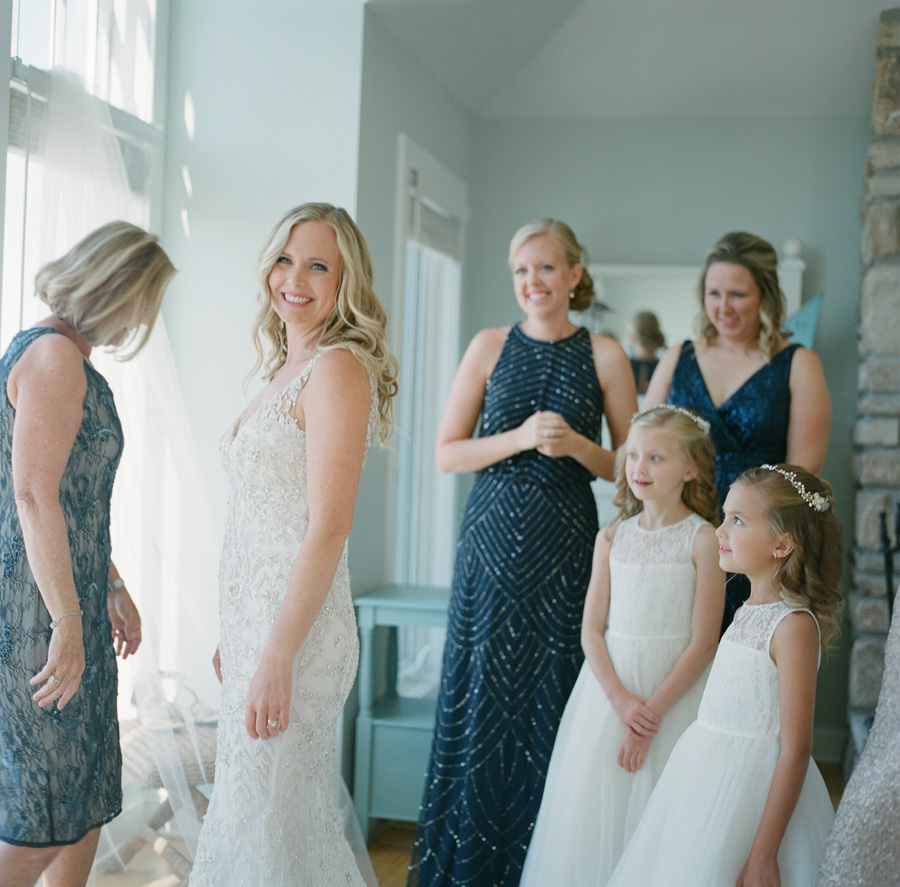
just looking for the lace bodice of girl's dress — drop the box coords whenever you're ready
[189,353,377,887]
[698,600,817,740]
[606,597,832,887]
[607,512,707,639]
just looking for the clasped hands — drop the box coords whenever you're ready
[614,693,661,774]
[517,411,579,458]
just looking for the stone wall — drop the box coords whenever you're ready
[851,7,900,768]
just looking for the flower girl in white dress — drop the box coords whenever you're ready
[608,464,842,887]
[520,405,725,886]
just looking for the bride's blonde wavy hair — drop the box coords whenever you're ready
[249,203,398,444]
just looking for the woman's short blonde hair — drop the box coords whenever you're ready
[508,219,595,312]
[695,231,788,359]
[250,203,398,444]
[34,221,175,358]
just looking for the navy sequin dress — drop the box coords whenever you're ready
[0,327,123,846]
[668,339,799,628]
[409,324,605,887]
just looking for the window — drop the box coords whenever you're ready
[3,0,164,351]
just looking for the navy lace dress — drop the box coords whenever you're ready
[0,327,123,846]
[668,339,799,628]
[409,324,605,887]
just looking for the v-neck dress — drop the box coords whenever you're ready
[188,354,377,887]
[668,339,799,627]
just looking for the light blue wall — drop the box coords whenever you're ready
[159,3,863,747]
[160,1,367,538]
[461,115,868,741]
[354,11,477,589]
[159,0,370,785]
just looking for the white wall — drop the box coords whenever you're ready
[160,1,476,783]
[160,0,367,541]
[355,11,477,588]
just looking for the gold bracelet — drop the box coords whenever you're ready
[49,611,82,630]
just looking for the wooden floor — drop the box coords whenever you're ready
[369,821,417,887]
[367,760,846,885]
[95,761,844,886]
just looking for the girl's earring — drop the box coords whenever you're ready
[569,291,575,300]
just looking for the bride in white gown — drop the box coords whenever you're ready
[188,204,397,887]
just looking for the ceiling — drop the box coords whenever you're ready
[367,0,892,118]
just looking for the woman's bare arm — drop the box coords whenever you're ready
[9,334,88,710]
[244,349,371,739]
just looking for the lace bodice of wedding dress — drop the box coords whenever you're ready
[188,355,376,887]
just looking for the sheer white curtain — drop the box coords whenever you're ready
[8,65,221,868]
[393,182,464,698]
[396,242,460,585]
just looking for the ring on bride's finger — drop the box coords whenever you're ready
[542,430,549,439]
[49,674,62,683]
[267,719,278,728]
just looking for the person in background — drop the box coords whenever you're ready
[644,231,831,630]
[628,310,665,396]
[0,221,175,887]
[408,218,637,887]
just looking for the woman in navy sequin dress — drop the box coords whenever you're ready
[645,232,831,630]
[408,220,637,887]
[0,223,174,887]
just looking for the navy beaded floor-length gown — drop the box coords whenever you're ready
[408,324,605,887]
[668,339,799,628]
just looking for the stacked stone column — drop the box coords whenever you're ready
[851,7,900,769]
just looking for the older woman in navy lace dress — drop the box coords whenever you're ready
[0,222,175,887]
[644,231,831,629]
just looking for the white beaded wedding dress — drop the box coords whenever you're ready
[188,357,374,887]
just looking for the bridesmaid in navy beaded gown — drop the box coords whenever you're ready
[0,223,174,887]
[408,220,636,887]
[645,232,831,630]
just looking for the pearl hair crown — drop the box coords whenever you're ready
[760,464,831,512]
[632,404,711,435]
